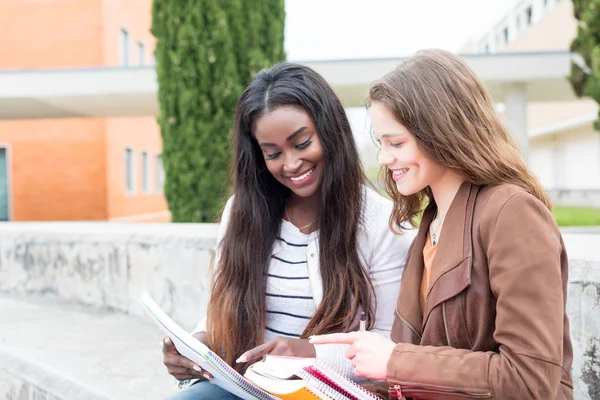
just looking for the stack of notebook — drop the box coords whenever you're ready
[138,293,382,400]
[245,355,383,400]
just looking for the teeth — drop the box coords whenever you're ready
[393,168,409,176]
[290,168,313,182]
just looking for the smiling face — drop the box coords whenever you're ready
[254,105,325,200]
[370,101,447,196]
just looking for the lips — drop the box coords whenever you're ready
[288,167,313,182]
[392,168,409,181]
[286,166,316,186]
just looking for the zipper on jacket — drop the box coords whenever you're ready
[442,302,452,347]
[389,384,403,399]
[390,383,491,398]
[395,308,422,340]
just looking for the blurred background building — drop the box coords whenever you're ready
[0,0,168,222]
[0,0,598,224]
[460,0,600,207]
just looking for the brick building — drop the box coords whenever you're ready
[0,0,169,221]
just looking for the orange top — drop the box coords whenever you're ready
[420,233,438,313]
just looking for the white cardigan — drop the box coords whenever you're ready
[194,186,412,378]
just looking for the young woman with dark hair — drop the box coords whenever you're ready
[161,62,411,399]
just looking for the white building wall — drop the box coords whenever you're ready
[530,127,600,206]
[562,129,600,189]
[529,136,555,188]
[473,0,569,54]
[531,128,600,190]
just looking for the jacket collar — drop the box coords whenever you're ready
[397,181,480,336]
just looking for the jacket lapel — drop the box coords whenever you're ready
[394,201,435,340]
[422,182,479,328]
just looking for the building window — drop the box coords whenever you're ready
[120,28,129,66]
[142,151,149,194]
[0,147,10,222]
[484,44,490,53]
[156,154,164,194]
[525,6,533,25]
[516,15,521,32]
[137,41,145,66]
[503,27,509,44]
[125,148,135,194]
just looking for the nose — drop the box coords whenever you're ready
[283,155,302,174]
[378,147,395,167]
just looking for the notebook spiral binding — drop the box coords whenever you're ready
[207,352,278,400]
[297,369,351,400]
[299,362,383,400]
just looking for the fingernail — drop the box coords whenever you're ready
[193,365,202,372]
[164,337,171,344]
[236,355,247,363]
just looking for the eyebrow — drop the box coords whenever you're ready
[259,127,309,147]
[380,133,404,138]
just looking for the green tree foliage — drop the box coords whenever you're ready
[570,0,600,130]
[151,1,286,222]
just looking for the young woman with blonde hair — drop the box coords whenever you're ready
[311,49,573,400]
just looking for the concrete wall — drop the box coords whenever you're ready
[0,223,598,398]
[0,223,217,331]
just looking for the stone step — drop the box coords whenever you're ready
[0,295,178,400]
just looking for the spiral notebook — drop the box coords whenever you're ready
[138,293,278,400]
[245,355,383,400]
[139,293,382,400]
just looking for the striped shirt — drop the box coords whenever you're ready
[264,220,317,341]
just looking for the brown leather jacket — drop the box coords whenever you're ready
[383,182,573,400]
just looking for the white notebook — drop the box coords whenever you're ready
[138,293,279,400]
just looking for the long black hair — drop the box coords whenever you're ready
[206,62,374,367]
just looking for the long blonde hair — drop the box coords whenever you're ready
[369,49,550,230]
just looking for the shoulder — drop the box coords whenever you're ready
[476,184,556,236]
[359,185,413,244]
[477,184,547,215]
[356,185,412,270]
[218,195,235,226]
[361,185,394,220]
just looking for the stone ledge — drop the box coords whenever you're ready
[0,295,177,400]
[0,346,108,400]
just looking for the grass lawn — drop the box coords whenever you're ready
[552,206,600,227]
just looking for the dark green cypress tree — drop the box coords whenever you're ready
[570,0,600,130]
[152,1,286,222]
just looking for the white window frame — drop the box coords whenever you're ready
[142,151,150,194]
[525,6,533,26]
[125,147,136,195]
[120,27,129,67]
[0,143,13,221]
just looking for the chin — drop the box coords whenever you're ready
[395,182,420,197]
[291,186,318,198]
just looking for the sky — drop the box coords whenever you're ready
[283,0,515,149]
[284,0,514,61]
